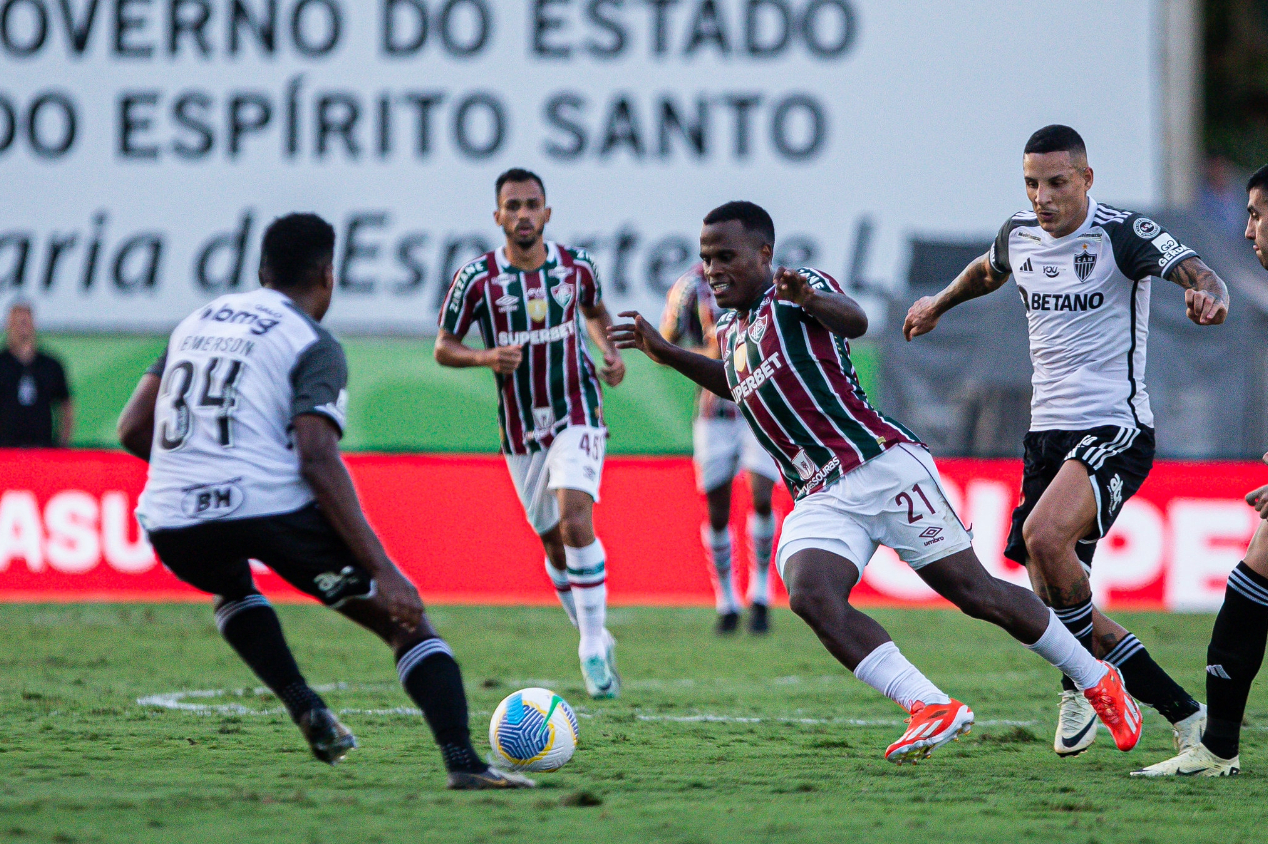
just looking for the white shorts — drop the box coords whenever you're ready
[504,425,606,535]
[775,443,972,578]
[693,416,781,493]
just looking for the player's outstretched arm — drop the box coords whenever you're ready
[292,414,424,628]
[581,301,626,387]
[903,254,1009,341]
[117,373,161,461]
[433,329,523,374]
[609,311,731,399]
[774,268,868,338]
[1166,256,1230,326]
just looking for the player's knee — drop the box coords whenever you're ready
[557,512,593,546]
[787,582,834,626]
[1022,517,1069,565]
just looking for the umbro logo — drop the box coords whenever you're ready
[919,527,942,539]
[1020,258,1033,272]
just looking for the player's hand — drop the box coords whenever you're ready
[903,296,942,341]
[484,344,524,374]
[609,312,673,365]
[599,348,625,387]
[1246,452,1268,519]
[774,267,814,306]
[1185,288,1227,326]
[377,566,424,629]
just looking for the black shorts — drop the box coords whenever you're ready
[148,503,375,605]
[1003,425,1155,569]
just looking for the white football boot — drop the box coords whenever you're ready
[1054,689,1098,757]
[1171,703,1207,754]
[1131,744,1240,777]
[581,652,619,699]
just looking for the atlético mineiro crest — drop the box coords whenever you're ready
[749,314,769,342]
[1074,244,1097,282]
[792,449,816,481]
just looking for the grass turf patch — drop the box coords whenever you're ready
[0,604,1263,843]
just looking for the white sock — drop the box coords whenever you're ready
[565,539,607,660]
[544,558,578,628]
[1025,608,1108,690]
[702,524,740,614]
[852,641,951,711]
[746,512,775,606]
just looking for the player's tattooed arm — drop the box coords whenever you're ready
[581,301,627,387]
[293,414,423,627]
[1165,256,1229,326]
[609,312,732,398]
[774,268,868,338]
[902,254,1009,341]
[117,373,161,461]
[434,328,523,374]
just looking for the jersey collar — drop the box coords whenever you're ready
[1040,197,1098,244]
[495,241,558,274]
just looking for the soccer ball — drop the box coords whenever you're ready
[488,687,579,772]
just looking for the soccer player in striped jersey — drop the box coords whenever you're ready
[1135,163,1268,777]
[661,263,781,635]
[435,169,626,699]
[611,201,1142,763]
[904,125,1227,758]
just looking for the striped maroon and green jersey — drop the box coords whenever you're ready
[716,268,922,500]
[439,242,605,454]
[659,263,737,420]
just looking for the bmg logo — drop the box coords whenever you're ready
[180,480,245,519]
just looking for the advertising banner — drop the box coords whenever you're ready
[2,1,1163,332]
[0,449,1261,610]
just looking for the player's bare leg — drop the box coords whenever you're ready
[556,487,619,698]
[1024,460,1201,753]
[538,524,579,628]
[703,478,742,633]
[782,548,972,763]
[745,472,777,633]
[336,595,534,788]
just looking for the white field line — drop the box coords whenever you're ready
[135,681,1268,731]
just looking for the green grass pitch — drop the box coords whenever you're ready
[2,604,1264,843]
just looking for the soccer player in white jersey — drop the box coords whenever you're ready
[1135,163,1268,777]
[612,201,1142,763]
[904,125,1231,758]
[117,214,532,790]
[662,263,781,634]
[435,169,626,698]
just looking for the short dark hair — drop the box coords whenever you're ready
[1247,164,1268,195]
[496,168,546,201]
[1024,124,1087,160]
[703,201,776,246]
[260,213,335,290]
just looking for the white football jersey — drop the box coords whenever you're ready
[136,287,348,531]
[988,198,1197,431]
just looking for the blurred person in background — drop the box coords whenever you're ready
[0,301,73,448]
[1200,156,1250,237]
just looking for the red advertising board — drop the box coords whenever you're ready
[1,449,1262,611]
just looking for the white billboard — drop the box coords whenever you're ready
[1,0,1165,333]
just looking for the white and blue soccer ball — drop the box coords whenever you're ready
[488,687,579,772]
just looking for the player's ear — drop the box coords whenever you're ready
[542,206,551,226]
[1084,166,1094,191]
